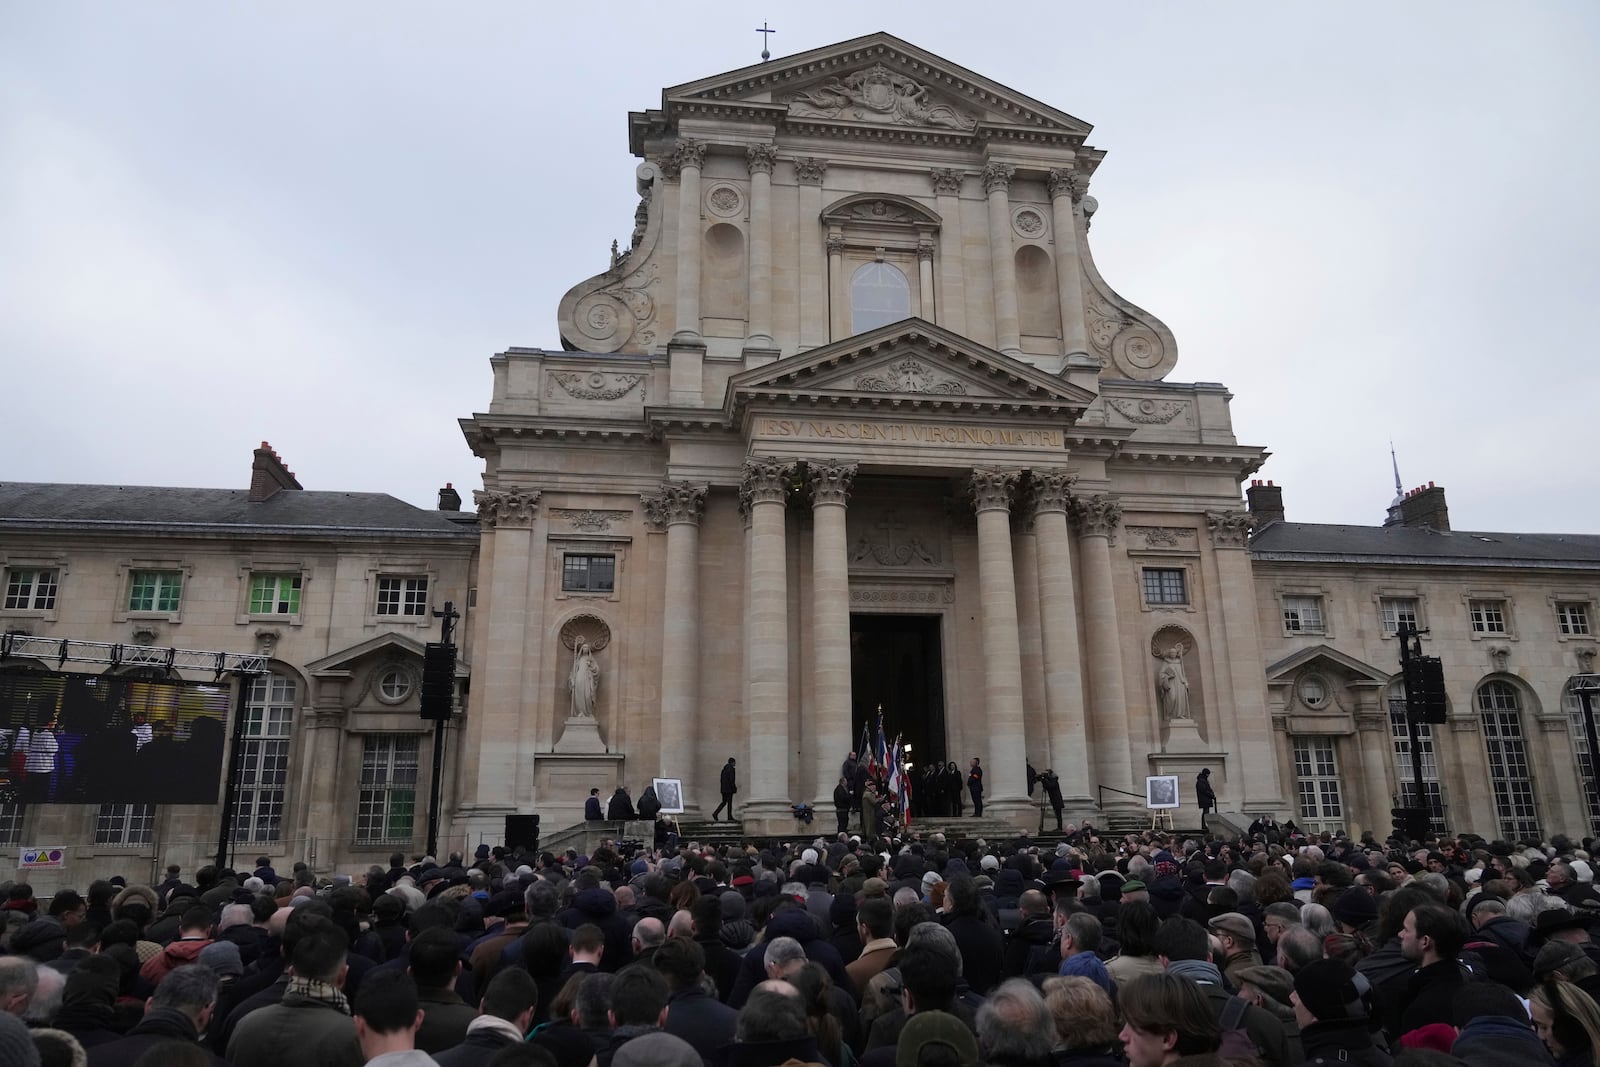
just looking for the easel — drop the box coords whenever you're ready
[1149,809,1173,832]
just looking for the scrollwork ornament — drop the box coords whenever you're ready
[970,469,1020,514]
[794,157,828,185]
[929,168,963,196]
[746,143,778,175]
[1069,495,1122,541]
[1029,470,1077,516]
[982,162,1015,195]
[671,139,707,172]
[807,462,857,507]
[656,482,707,526]
[1206,510,1253,549]
[1047,168,1083,203]
[474,488,542,528]
[741,457,795,506]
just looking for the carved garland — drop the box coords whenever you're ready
[547,370,645,401]
[1107,398,1187,425]
[854,358,966,395]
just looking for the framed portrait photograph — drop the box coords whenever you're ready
[1146,774,1180,810]
[653,777,684,814]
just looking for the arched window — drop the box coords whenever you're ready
[233,673,297,844]
[1566,684,1600,837]
[1388,681,1445,834]
[850,262,910,335]
[1477,680,1541,840]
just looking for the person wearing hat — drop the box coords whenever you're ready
[1290,958,1386,1067]
[1208,913,1263,989]
[1234,964,1298,1035]
[895,1008,979,1067]
[1330,886,1379,940]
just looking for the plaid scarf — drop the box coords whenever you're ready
[286,976,350,1015]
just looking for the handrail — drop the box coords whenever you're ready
[1097,784,1144,805]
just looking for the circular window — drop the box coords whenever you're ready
[1299,675,1329,709]
[377,668,414,704]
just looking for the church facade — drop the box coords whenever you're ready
[456,33,1287,836]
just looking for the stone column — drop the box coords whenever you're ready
[971,469,1031,821]
[671,139,707,343]
[743,457,796,828]
[809,462,857,803]
[826,232,848,341]
[1046,168,1091,360]
[645,483,707,795]
[745,144,778,353]
[983,162,1021,354]
[1355,704,1397,838]
[795,158,828,350]
[916,238,936,320]
[1070,495,1134,800]
[929,168,967,334]
[1031,471,1095,817]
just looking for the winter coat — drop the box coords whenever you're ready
[558,888,633,972]
[605,789,635,821]
[1197,773,1217,811]
[728,906,854,1008]
[138,936,212,986]
[721,762,738,795]
[85,1007,225,1067]
[1003,916,1056,979]
[943,911,1004,994]
[226,988,363,1067]
[1300,1019,1391,1067]
[1452,1015,1557,1067]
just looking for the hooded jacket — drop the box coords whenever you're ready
[138,936,212,986]
[558,887,632,972]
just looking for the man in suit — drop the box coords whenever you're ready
[967,758,984,817]
[713,757,737,822]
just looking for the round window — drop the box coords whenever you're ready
[377,668,413,704]
[1299,676,1328,709]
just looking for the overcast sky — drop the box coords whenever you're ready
[4,3,1597,533]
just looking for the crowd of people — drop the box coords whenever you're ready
[3,823,1600,1067]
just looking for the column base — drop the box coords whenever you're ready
[740,800,808,838]
[983,797,1041,829]
[1061,800,1102,826]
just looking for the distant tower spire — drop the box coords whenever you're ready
[1385,442,1405,525]
[756,21,775,62]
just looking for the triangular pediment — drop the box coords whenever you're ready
[726,318,1097,419]
[1265,645,1391,686]
[304,633,468,678]
[658,33,1092,139]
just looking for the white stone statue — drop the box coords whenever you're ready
[1155,643,1191,720]
[570,639,599,719]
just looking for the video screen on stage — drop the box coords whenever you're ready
[0,672,232,805]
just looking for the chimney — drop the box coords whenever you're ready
[1397,482,1450,531]
[1246,479,1285,527]
[438,483,462,512]
[249,441,303,502]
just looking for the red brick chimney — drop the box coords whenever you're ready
[249,441,303,501]
[1245,479,1285,527]
[437,483,461,511]
[1397,482,1450,531]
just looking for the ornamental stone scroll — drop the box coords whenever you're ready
[640,483,706,530]
[982,162,1015,195]
[746,143,778,175]
[473,488,541,528]
[1069,495,1122,542]
[742,457,796,506]
[970,469,1021,514]
[807,462,857,507]
[1029,470,1077,517]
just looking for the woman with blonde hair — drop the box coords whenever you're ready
[1532,979,1600,1067]
[1042,975,1122,1067]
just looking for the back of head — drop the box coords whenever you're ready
[1042,975,1118,1049]
[736,986,808,1043]
[576,971,615,1029]
[1153,916,1210,962]
[481,966,539,1024]
[1120,972,1222,1057]
[900,927,960,1009]
[354,970,420,1035]
[608,963,669,1028]
[652,935,705,994]
[407,926,461,990]
[289,916,349,984]
[1451,980,1529,1028]
[976,978,1054,1063]
[151,964,219,1015]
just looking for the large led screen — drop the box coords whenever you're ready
[0,672,232,804]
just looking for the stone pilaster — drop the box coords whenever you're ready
[808,462,857,804]
[971,468,1031,821]
[916,238,936,321]
[1069,494,1135,801]
[1047,168,1092,361]
[983,162,1021,354]
[795,158,829,350]
[1031,471,1095,816]
[1355,706,1396,837]
[745,144,778,354]
[671,139,707,343]
[826,232,848,341]
[645,482,707,798]
[743,457,796,828]
[930,168,967,333]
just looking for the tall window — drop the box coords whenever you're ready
[1558,603,1592,637]
[850,261,910,334]
[1477,681,1541,840]
[562,555,616,593]
[1293,738,1344,832]
[233,674,295,844]
[128,570,182,613]
[1282,596,1325,634]
[1389,685,1446,834]
[375,576,428,617]
[1380,597,1419,635]
[248,574,302,616]
[1142,568,1188,606]
[3,568,58,611]
[0,804,22,847]
[1470,599,1509,634]
[357,735,419,845]
[1567,686,1600,838]
[95,803,155,846]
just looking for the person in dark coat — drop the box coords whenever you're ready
[656,936,738,1065]
[834,777,853,834]
[726,903,854,1008]
[1196,768,1216,830]
[584,788,604,821]
[605,786,635,821]
[1002,890,1056,979]
[945,761,964,817]
[433,968,538,1067]
[941,875,1004,994]
[967,758,984,817]
[1040,768,1065,831]
[1389,902,1468,1044]
[713,757,737,822]
[636,785,661,823]
[1291,958,1391,1067]
[87,964,226,1067]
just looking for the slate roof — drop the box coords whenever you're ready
[1250,521,1600,570]
[0,483,478,541]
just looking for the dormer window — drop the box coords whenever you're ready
[851,262,911,334]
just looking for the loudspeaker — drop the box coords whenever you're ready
[504,814,540,852]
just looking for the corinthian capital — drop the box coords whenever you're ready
[642,482,707,530]
[1029,469,1077,516]
[970,469,1020,514]
[746,143,778,175]
[807,462,857,507]
[930,168,963,196]
[672,139,707,173]
[474,488,542,528]
[1047,168,1084,203]
[793,157,828,186]
[1069,494,1122,540]
[1206,510,1253,549]
[741,457,796,506]
[826,233,847,256]
[982,162,1015,195]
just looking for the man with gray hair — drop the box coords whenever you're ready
[88,964,220,1063]
[0,956,36,1016]
[976,978,1054,1067]
[630,917,666,968]
[22,965,63,1026]
[861,921,976,1060]
[763,936,808,980]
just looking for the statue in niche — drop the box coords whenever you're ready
[569,639,599,719]
[1154,643,1192,721]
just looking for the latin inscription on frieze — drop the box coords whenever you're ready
[754,417,1062,451]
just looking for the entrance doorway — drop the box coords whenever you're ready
[849,613,946,773]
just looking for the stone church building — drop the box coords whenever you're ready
[2,34,1596,880]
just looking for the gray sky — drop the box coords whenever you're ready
[4,3,1597,532]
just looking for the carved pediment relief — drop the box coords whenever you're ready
[784,63,977,131]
